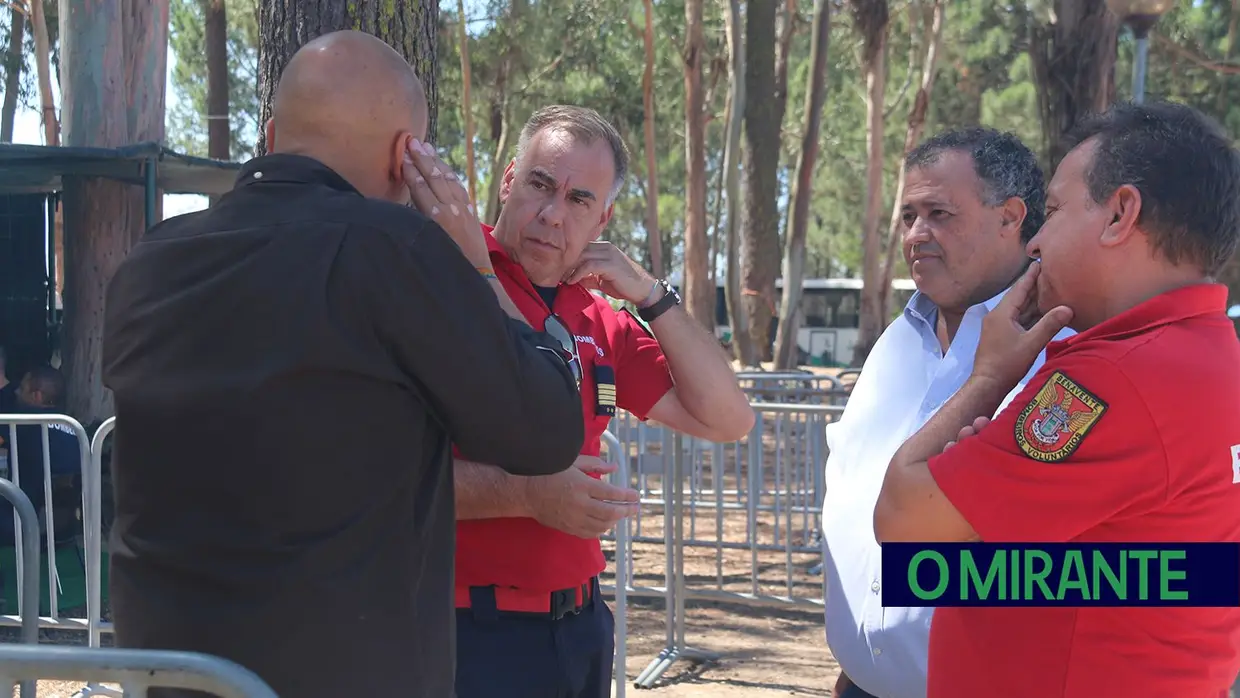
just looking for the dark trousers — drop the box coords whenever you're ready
[455,585,615,698]
[838,677,881,698]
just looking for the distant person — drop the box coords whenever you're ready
[821,127,1070,698]
[875,101,1240,697]
[0,366,81,543]
[452,105,754,698]
[102,30,584,698]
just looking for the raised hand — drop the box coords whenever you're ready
[973,261,1073,391]
[401,138,488,266]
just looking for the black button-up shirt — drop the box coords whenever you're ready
[102,155,585,698]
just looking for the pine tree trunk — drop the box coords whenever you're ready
[0,6,25,143]
[849,0,889,368]
[741,0,784,364]
[772,0,831,370]
[682,0,714,329]
[255,0,440,155]
[1029,0,1119,171]
[61,0,169,425]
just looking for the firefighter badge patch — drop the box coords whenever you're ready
[1014,371,1108,463]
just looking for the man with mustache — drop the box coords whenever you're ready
[875,101,1240,697]
[452,104,755,698]
[822,127,1072,698]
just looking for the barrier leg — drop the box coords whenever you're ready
[0,477,45,697]
[632,432,720,689]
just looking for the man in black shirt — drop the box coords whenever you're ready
[102,30,584,698]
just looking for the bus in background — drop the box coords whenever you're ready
[666,276,916,368]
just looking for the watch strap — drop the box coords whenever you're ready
[637,280,681,323]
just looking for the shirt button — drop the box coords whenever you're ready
[252,171,263,179]
[873,647,883,656]
[871,581,880,593]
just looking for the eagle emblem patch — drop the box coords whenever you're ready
[1014,371,1107,463]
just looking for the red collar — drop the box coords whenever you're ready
[1052,282,1228,353]
[483,225,597,317]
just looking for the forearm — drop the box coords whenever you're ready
[890,376,1011,471]
[454,459,531,520]
[649,306,752,432]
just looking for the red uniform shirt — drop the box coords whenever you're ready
[455,229,675,592]
[926,283,1240,698]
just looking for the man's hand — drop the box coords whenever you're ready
[402,139,489,267]
[941,416,990,452]
[973,261,1073,390]
[562,242,660,306]
[521,455,640,539]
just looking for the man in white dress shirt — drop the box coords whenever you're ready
[821,127,1073,698]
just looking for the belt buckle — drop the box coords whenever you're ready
[549,588,581,620]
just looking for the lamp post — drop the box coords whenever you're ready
[1105,0,1175,103]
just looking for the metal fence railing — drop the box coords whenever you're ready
[5,381,844,695]
[602,397,841,688]
[0,645,278,698]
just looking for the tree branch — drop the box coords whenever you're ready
[1152,31,1240,75]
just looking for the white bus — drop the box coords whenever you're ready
[668,276,917,367]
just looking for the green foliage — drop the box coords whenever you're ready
[168,0,259,160]
[160,0,1240,280]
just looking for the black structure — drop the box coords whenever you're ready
[0,141,242,384]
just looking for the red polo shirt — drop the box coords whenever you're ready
[925,283,1240,698]
[455,228,674,592]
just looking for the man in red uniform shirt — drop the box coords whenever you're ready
[873,100,1240,697]
[452,105,755,698]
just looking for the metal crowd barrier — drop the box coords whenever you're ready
[734,371,850,405]
[0,415,102,641]
[601,399,842,688]
[0,645,278,698]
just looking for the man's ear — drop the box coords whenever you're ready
[592,201,616,241]
[498,159,518,204]
[389,131,414,184]
[999,196,1027,239]
[1100,184,1142,248]
[264,119,277,154]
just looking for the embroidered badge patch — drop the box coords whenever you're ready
[1014,371,1108,463]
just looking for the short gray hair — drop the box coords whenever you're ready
[514,105,629,206]
[906,126,1046,243]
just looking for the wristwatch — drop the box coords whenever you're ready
[637,279,681,323]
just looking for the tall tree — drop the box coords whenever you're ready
[0,3,24,142]
[772,0,831,369]
[1029,0,1119,169]
[740,0,783,363]
[204,0,229,162]
[723,0,755,365]
[30,0,55,146]
[641,0,662,278]
[454,0,476,202]
[879,0,945,323]
[682,0,713,328]
[255,0,440,154]
[169,0,259,159]
[60,0,170,423]
[849,0,890,367]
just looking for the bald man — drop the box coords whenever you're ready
[102,30,584,698]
